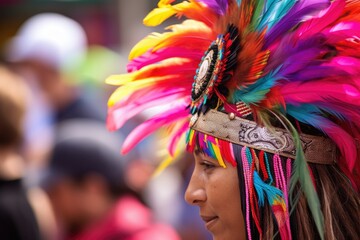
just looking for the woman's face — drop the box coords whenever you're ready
[185,150,246,240]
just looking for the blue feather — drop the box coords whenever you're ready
[287,103,347,127]
[254,171,283,206]
[287,104,325,126]
[256,0,297,31]
[265,0,330,47]
[233,67,281,104]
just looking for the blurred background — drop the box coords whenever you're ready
[0,0,211,239]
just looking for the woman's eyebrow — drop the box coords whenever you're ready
[194,148,205,155]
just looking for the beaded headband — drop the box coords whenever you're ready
[190,110,337,164]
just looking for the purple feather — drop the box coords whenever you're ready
[265,0,330,47]
[197,0,228,15]
[279,48,324,77]
[285,66,347,81]
[287,57,360,81]
[266,34,327,74]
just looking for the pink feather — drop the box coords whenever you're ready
[108,90,188,131]
[167,120,190,156]
[324,22,360,44]
[320,119,357,171]
[121,104,189,154]
[281,80,360,106]
[297,0,345,38]
[127,47,203,72]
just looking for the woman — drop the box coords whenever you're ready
[0,64,42,240]
[107,0,360,239]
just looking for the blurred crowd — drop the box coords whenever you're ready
[0,4,211,240]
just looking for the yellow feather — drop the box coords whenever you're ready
[144,1,198,27]
[106,57,191,86]
[105,73,134,86]
[107,86,133,107]
[129,32,165,60]
[152,134,185,177]
[129,20,211,60]
[107,75,178,106]
[158,0,175,6]
[143,6,177,27]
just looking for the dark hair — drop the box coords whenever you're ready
[69,173,143,202]
[232,144,360,239]
[44,120,146,204]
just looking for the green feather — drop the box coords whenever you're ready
[279,113,325,240]
[250,0,266,30]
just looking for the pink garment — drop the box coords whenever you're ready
[70,196,180,240]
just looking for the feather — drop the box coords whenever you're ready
[107,89,187,131]
[167,119,189,156]
[127,47,203,72]
[324,22,360,44]
[256,0,297,31]
[143,4,178,27]
[153,21,215,51]
[107,74,192,107]
[297,0,345,38]
[129,20,214,60]
[279,115,325,240]
[279,47,324,77]
[232,31,266,87]
[144,0,217,27]
[128,32,164,61]
[287,105,358,171]
[106,58,197,86]
[253,171,283,206]
[265,0,330,47]
[153,146,182,177]
[197,0,229,15]
[250,0,265,30]
[233,68,280,104]
[121,104,189,154]
[281,78,360,107]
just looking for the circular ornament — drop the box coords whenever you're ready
[190,25,241,115]
[191,44,219,102]
[190,35,225,113]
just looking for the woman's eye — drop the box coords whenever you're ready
[200,161,215,170]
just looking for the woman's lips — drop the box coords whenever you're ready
[201,215,219,230]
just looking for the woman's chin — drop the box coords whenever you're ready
[211,229,246,240]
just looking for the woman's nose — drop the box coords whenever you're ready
[184,170,207,206]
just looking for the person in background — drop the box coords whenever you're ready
[0,64,41,240]
[41,120,180,240]
[6,13,105,170]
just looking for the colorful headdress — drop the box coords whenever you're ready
[107,0,360,239]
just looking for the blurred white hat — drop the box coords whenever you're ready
[8,13,87,71]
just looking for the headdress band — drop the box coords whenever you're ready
[191,110,337,164]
